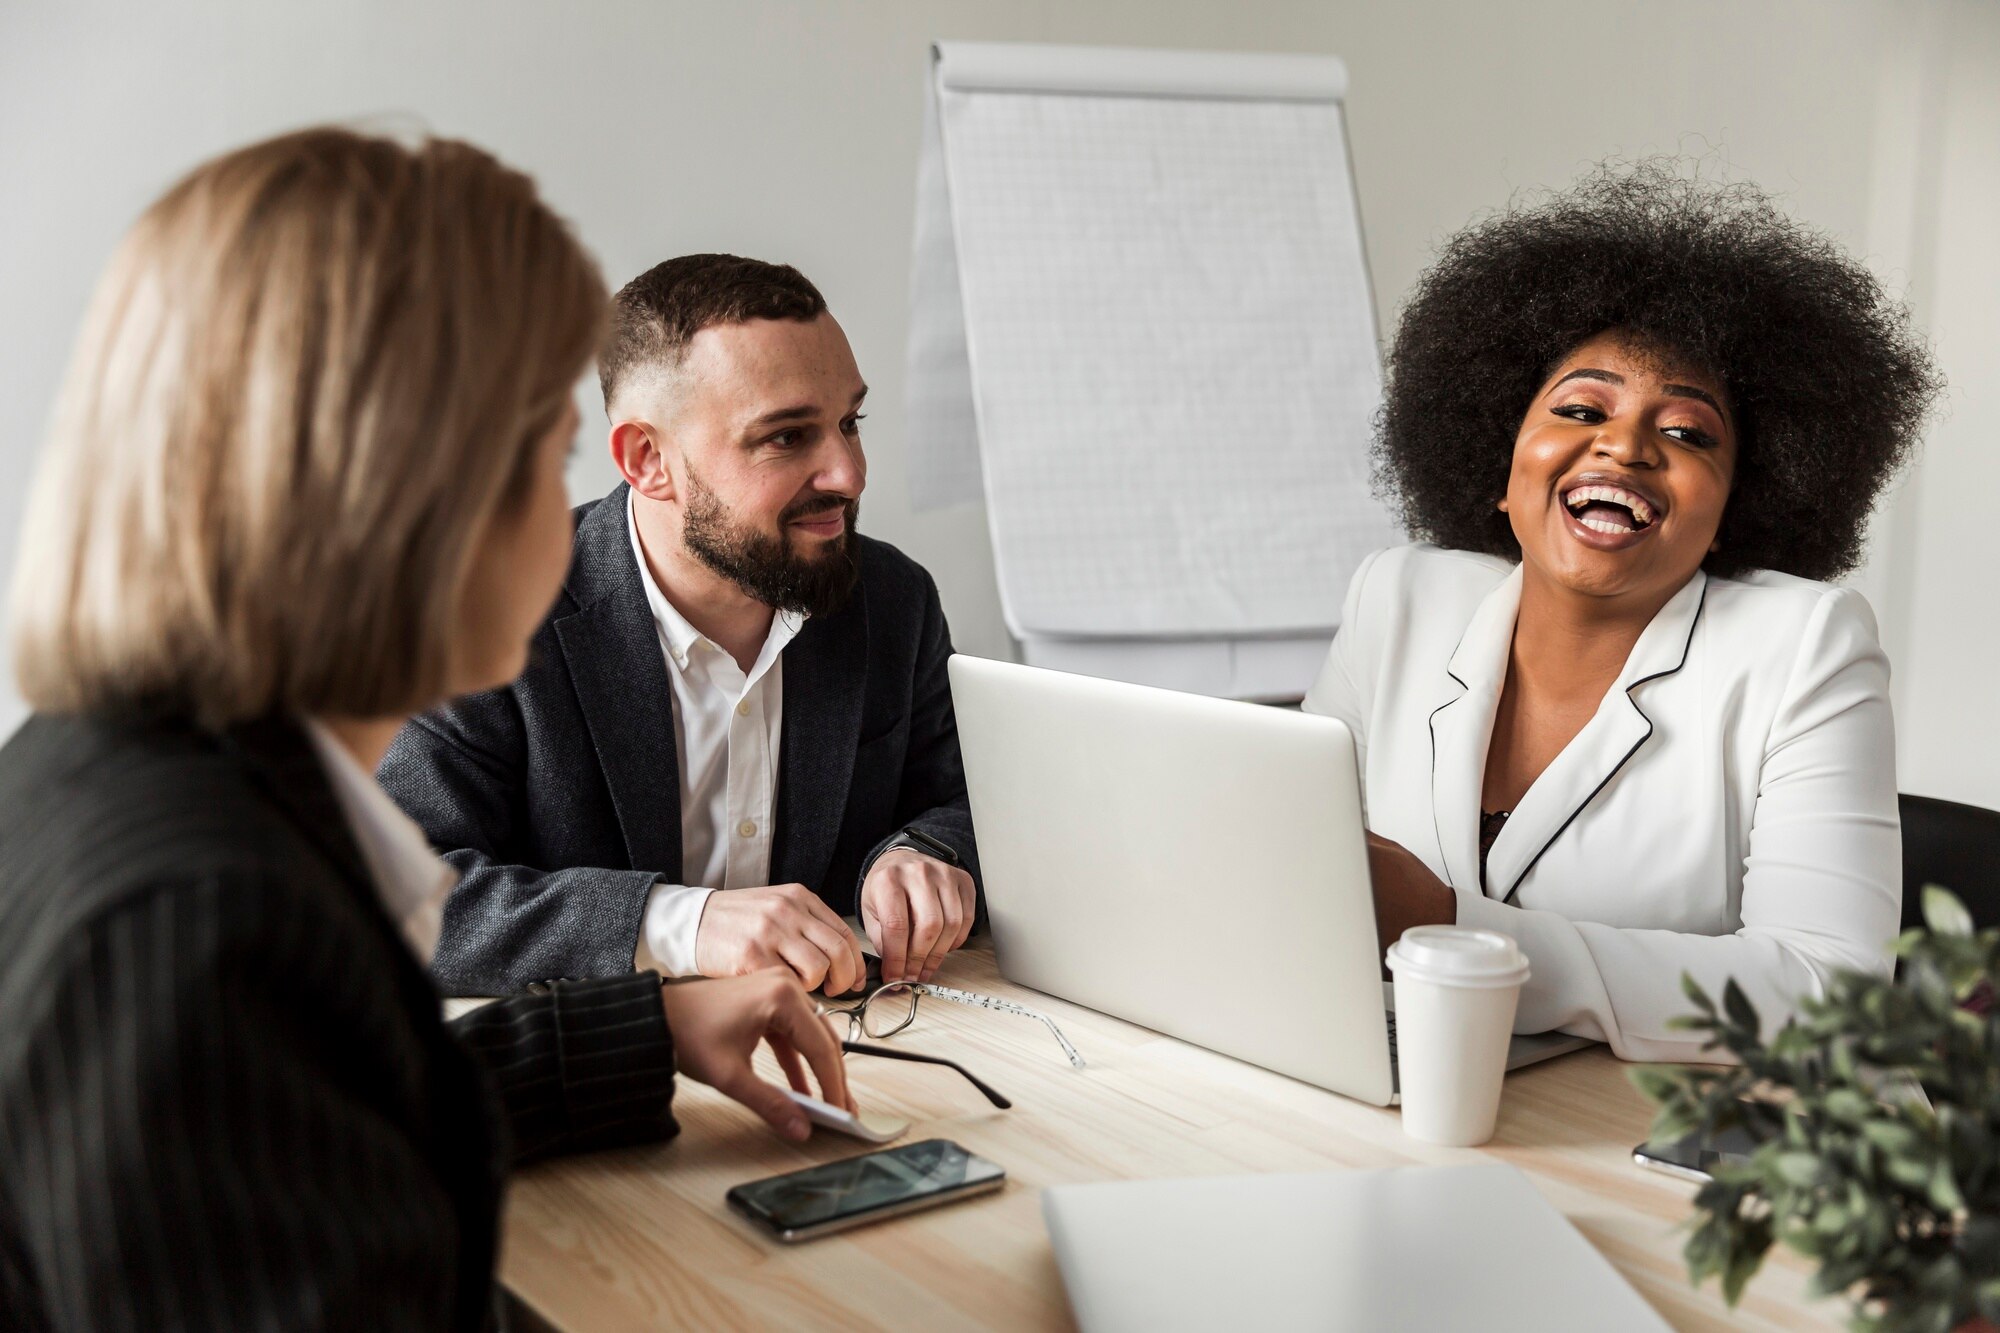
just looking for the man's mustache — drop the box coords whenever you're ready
[781,494,856,523]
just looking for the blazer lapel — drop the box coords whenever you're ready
[551,487,684,879]
[770,579,870,889]
[1426,567,1521,892]
[224,715,376,897]
[1484,571,1709,903]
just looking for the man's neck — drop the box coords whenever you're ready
[632,495,776,672]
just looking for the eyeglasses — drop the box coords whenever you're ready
[840,1041,1012,1108]
[825,980,1087,1069]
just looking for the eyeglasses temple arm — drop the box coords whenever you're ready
[916,985,1089,1069]
[840,1041,1013,1109]
[1037,1017,1088,1069]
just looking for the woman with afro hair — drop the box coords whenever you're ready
[1304,162,1941,1062]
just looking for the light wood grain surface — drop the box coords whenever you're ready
[488,946,1842,1331]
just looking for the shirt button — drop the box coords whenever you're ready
[738,820,757,838]
[736,699,751,716]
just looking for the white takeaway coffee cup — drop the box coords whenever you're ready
[1385,926,1531,1147]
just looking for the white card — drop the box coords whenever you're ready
[784,1090,911,1144]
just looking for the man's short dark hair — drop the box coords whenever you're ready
[598,253,827,410]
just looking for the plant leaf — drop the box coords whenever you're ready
[1922,885,1974,938]
[1860,1120,1924,1156]
[1927,1158,1965,1213]
[1628,1065,1682,1105]
[1721,1244,1765,1306]
[1773,1152,1829,1188]
[1722,978,1761,1035]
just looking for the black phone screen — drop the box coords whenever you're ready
[1634,1121,1765,1178]
[729,1139,1001,1231]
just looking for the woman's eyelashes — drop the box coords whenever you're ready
[1661,424,1720,448]
[1550,402,1719,448]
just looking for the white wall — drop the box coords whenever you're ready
[1868,1,2000,809]
[2,0,1994,804]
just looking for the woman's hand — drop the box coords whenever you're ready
[659,968,854,1140]
[1366,832,1458,956]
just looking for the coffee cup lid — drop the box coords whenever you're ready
[1386,926,1529,988]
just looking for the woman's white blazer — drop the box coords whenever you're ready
[1304,544,1901,1062]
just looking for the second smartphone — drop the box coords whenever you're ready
[728,1138,1005,1242]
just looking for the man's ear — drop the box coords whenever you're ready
[609,419,677,502]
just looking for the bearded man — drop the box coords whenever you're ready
[381,255,980,998]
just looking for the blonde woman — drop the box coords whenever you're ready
[0,128,849,1328]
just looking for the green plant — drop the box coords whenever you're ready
[1633,888,2000,1333]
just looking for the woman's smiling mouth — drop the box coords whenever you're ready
[1558,475,1665,549]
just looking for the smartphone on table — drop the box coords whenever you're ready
[728,1138,1004,1242]
[1632,1119,1765,1183]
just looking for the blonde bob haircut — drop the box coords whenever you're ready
[11,128,607,729]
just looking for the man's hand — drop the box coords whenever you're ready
[694,884,865,997]
[861,849,976,985]
[1366,832,1458,957]
[659,968,854,1140]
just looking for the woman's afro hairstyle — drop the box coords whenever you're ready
[1373,161,1942,581]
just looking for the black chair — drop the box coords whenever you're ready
[1900,793,2000,933]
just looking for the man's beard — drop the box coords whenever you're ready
[681,466,860,619]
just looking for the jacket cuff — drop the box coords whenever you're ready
[548,972,678,1152]
[854,826,955,914]
[1454,889,1518,936]
[855,832,901,914]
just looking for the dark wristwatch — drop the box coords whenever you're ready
[878,826,961,868]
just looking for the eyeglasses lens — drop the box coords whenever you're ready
[861,984,918,1039]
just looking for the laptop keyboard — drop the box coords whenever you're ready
[1386,1012,1400,1094]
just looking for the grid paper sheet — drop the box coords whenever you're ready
[905,43,1395,690]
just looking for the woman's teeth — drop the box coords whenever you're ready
[1564,484,1655,532]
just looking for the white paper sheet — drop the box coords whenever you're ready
[906,42,1395,691]
[1019,634,1331,703]
[906,82,986,510]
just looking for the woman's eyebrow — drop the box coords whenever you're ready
[1663,383,1725,416]
[1550,367,1724,418]
[1549,367,1621,391]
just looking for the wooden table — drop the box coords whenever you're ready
[491,946,1841,1331]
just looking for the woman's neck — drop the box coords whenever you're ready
[1510,566,1682,690]
[314,715,409,774]
[1481,567,1690,814]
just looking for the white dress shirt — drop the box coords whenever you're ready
[1304,544,1901,1062]
[628,489,805,977]
[304,721,459,965]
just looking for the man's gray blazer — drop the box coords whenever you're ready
[380,484,980,996]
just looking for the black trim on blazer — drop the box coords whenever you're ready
[1425,655,1473,882]
[1495,576,1710,905]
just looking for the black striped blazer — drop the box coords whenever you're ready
[0,711,680,1330]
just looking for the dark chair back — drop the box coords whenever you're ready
[1900,793,2000,933]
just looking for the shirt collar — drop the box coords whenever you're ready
[302,720,457,962]
[625,486,806,679]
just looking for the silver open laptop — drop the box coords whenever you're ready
[948,654,1591,1106]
